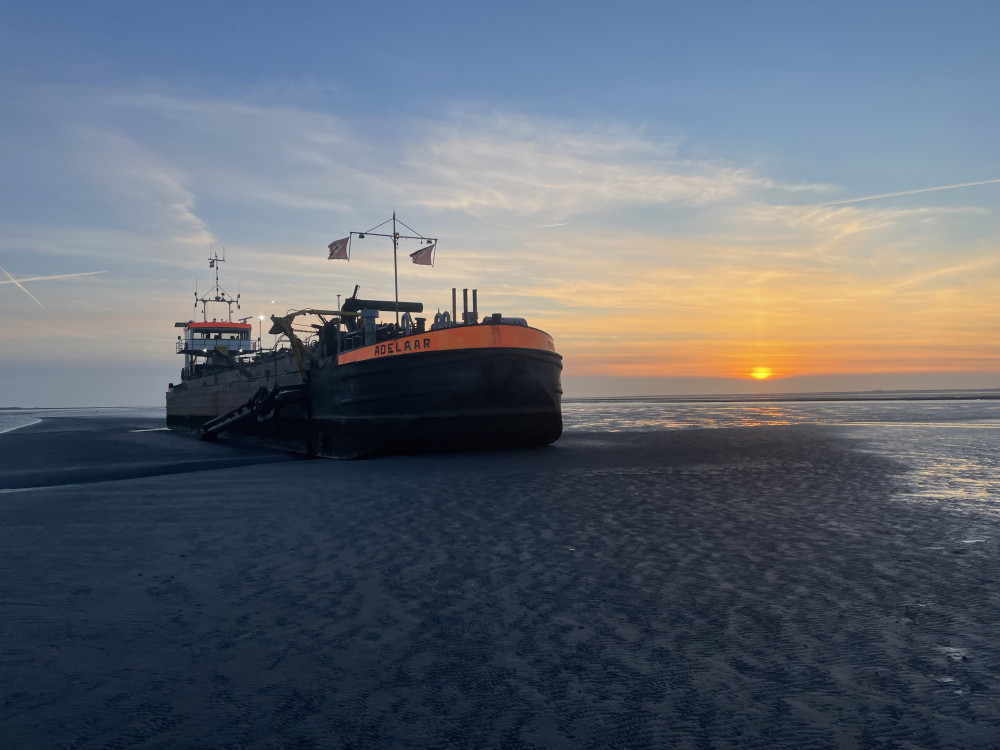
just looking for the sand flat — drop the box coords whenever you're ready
[1,419,999,748]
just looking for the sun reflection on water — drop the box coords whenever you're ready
[562,398,1000,511]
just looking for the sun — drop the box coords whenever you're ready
[750,367,773,380]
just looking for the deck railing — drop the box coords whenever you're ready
[177,339,258,354]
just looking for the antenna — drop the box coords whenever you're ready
[195,246,240,322]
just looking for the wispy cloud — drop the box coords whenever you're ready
[736,202,989,259]
[95,94,824,220]
[394,114,824,216]
[78,130,216,248]
[890,257,1000,291]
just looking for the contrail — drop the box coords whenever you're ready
[824,178,1000,206]
[0,266,45,309]
[0,270,106,285]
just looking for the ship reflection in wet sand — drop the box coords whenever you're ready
[166,216,562,458]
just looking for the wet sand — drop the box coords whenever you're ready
[2,418,999,748]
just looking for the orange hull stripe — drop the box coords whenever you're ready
[337,325,556,365]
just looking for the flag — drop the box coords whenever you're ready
[327,236,350,260]
[410,243,435,266]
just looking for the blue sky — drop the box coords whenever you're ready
[1,1,998,405]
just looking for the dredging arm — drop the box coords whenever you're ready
[267,309,350,378]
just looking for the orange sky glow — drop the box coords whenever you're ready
[530,228,999,392]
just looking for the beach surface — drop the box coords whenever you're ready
[2,415,999,748]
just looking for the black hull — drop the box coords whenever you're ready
[166,346,562,459]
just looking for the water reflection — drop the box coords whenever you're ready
[848,422,1000,509]
[563,398,1000,432]
[563,398,1000,512]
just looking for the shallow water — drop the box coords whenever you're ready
[846,421,1000,513]
[564,398,1000,515]
[562,397,1000,431]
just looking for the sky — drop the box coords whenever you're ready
[1,0,998,406]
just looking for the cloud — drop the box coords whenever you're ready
[99,91,370,214]
[735,202,991,263]
[890,256,1000,291]
[75,129,217,248]
[393,114,824,216]
[94,94,826,220]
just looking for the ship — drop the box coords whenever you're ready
[165,214,563,458]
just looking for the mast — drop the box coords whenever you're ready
[347,213,436,328]
[392,211,400,326]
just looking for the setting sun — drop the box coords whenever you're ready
[750,367,773,380]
